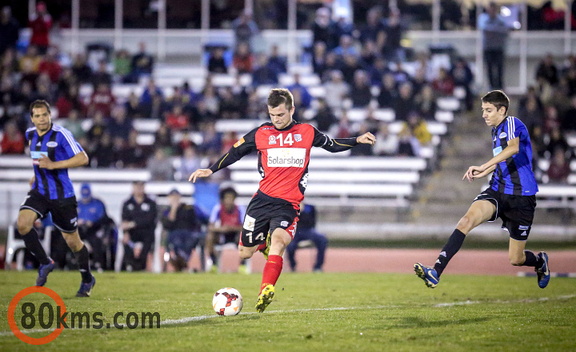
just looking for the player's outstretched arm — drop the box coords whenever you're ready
[189,169,213,183]
[356,132,376,145]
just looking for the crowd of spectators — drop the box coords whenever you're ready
[522,53,576,185]
[9,4,571,185]
[1,4,477,176]
[4,2,574,186]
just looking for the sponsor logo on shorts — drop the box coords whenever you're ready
[280,221,289,228]
[266,148,306,168]
[518,225,529,231]
[243,214,255,231]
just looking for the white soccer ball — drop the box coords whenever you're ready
[212,287,243,316]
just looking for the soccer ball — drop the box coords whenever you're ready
[212,287,243,316]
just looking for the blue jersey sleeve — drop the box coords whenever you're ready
[56,125,84,159]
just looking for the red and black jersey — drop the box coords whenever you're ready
[209,121,358,205]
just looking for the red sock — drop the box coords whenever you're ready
[260,255,283,293]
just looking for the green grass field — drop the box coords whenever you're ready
[1,270,575,352]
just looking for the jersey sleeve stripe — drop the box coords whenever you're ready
[507,116,516,140]
[217,153,230,169]
[333,140,355,147]
[56,126,82,154]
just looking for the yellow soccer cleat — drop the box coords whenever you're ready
[258,232,271,260]
[255,284,275,313]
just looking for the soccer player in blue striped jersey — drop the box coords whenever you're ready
[415,90,550,289]
[17,100,96,297]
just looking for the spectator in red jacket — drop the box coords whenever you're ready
[546,147,571,184]
[165,104,189,131]
[232,42,254,74]
[431,67,455,96]
[29,1,52,54]
[38,47,62,83]
[0,120,25,154]
[55,85,85,118]
[88,83,116,117]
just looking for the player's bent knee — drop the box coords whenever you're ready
[238,247,255,259]
[16,222,33,235]
[63,233,84,252]
[456,215,475,233]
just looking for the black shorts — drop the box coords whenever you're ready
[20,189,79,233]
[474,188,536,241]
[240,192,299,248]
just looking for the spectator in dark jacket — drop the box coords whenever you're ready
[121,181,158,271]
[0,6,19,56]
[161,189,208,271]
[286,202,328,272]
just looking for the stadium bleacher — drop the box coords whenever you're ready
[6,53,575,232]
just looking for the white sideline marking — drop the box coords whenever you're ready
[433,294,576,308]
[2,295,574,337]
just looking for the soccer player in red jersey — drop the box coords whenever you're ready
[189,88,375,312]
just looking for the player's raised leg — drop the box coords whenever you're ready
[415,199,494,288]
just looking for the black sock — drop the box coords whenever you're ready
[240,258,247,265]
[433,229,466,276]
[210,253,218,266]
[22,228,50,265]
[522,250,540,267]
[74,245,93,283]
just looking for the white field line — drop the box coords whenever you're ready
[433,294,576,307]
[2,294,575,337]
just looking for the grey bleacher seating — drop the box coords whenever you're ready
[436,97,460,111]
[288,64,312,75]
[345,108,395,122]
[278,73,321,87]
[231,170,420,184]
[534,184,576,209]
[307,86,326,98]
[227,156,427,172]
[0,153,425,228]
[227,156,424,210]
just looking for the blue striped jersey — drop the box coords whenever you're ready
[26,123,84,200]
[489,116,538,196]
